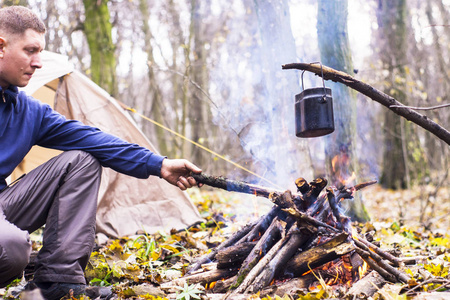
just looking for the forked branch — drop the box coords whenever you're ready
[282,63,450,145]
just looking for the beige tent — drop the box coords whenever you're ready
[13,51,203,238]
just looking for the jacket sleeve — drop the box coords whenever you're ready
[35,103,165,178]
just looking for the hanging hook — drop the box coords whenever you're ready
[301,62,327,102]
[301,70,306,91]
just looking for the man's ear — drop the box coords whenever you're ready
[0,37,5,58]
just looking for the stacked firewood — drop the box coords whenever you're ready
[164,173,412,298]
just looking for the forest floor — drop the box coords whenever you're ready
[1,183,449,300]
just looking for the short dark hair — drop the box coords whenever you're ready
[0,6,46,37]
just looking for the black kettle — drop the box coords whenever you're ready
[295,69,335,138]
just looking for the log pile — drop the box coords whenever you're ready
[164,173,411,298]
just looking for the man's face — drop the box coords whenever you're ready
[0,29,45,89]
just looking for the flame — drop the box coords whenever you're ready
[341,254,354,287]
[308,283,323,292]
[342,172,356,186]
[331,155,339,173]
[331,150,355,187]
[358,261,368,279]
[206,281,217,289]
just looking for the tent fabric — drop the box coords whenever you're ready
[16,51,203,238]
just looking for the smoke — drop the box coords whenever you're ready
[209,0,317,190]
[209,0,380,192]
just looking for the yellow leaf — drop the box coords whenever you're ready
[108,240,123,253]
[430,237,450,248]
[424,263,449,277]
[151,251,160,261]
[161,244,180,254]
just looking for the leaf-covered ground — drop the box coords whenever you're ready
[1,184,449,299]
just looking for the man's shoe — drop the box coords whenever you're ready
[86,286,115,299]
[33,282,86,300]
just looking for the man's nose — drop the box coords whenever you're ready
[31,53,43,69]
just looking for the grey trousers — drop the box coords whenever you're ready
[0,150,101,287]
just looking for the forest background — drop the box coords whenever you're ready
[2,0,449,224]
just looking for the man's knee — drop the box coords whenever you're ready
[61,150,101,172]
[0,223,31,287]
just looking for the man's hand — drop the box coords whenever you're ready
[160,158,202,190]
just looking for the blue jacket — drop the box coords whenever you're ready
[0,85,165,191]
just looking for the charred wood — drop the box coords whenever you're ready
[356,235,402,267]
[353,239,410,283]
[229,226,295,296]
[354,247,399,283]
[327,188,344,229]
[186,220,256,274]
[283,205,339,233]
[211,275,237,293]
[246,224,314,293]
[191,173,304,206]
[215,241,257,269]
[341,253,354,284]
[169,267,239,287]
[234,218,285,285]
[283,232,354,278]
[239,206,281,244]
[302,178,327,208]
[268,275,316,297]
[295,177,310,194]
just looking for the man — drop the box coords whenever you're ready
[0,5,201,299]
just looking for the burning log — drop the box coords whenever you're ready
[246,222,315,293]
[239,206,282,244]
[356,235,402,267]
[326,188,345,229]
[229,227,290,296]
[301,177,328,208]
[295,177,310,194]
[215,241,257,269]
[190,173,293,200]
[282,232,354,278]
[233,217,284,281]
[166,266,239,287]
[352,238,410,283]
[186,219,257,275]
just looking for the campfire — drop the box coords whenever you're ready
[162,173,412,298]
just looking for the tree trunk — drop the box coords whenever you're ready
[189,0,213,167]
[376,0,427,189]
[423,0,450,174]
[138,0,169,156]
[317,0,369,221]
[82,0,117,96]
[1,0,28,6]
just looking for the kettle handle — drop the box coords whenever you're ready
[301,62,327,102]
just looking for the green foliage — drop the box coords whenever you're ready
[85,251,111,283]
[89,270,112,287]
[175,283,204,300]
